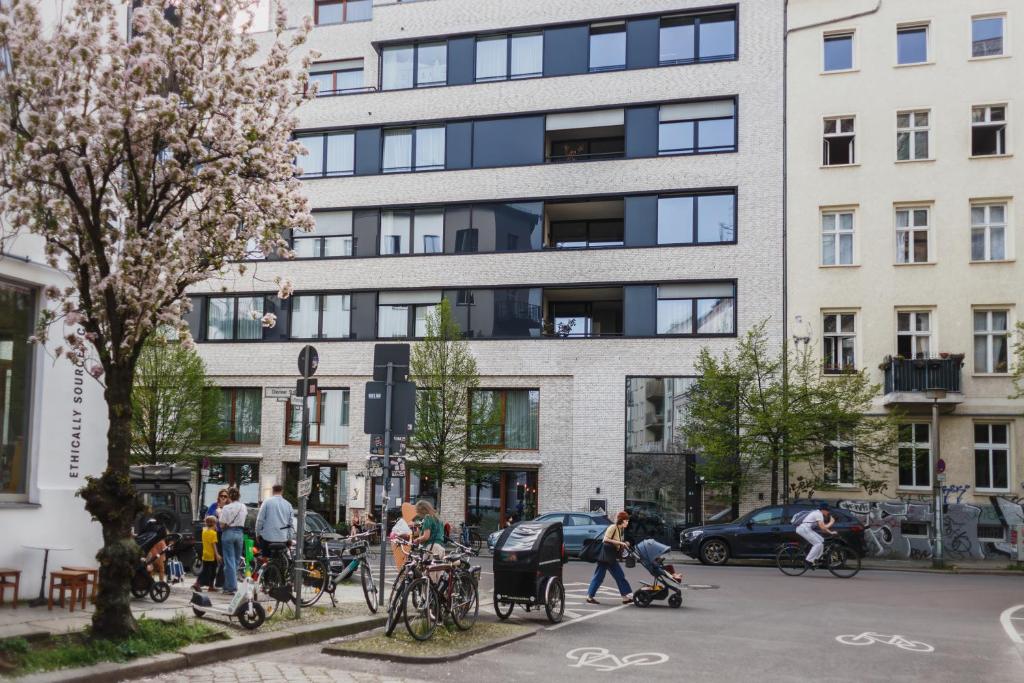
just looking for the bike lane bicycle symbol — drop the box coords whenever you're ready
[567,647,669,671]
[835,632,934,653]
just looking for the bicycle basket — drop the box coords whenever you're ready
[347,542,367,558]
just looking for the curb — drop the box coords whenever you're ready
[669,556,1023,576]
[10,613,385,683]
[322,625,536,664]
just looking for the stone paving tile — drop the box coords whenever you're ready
[135,661,426,683]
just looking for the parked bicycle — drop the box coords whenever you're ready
[254,537,330,614]
[320,529,379,612]
[403,540,481,641]
[459,522,484,556]
[776,535,861,578]
[383,538,428,637]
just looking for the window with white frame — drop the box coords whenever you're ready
[897,110,929,161]
[824,440,854,486]
[821,210,854,265]
[823,32,854,71]
[895,207,930,264]
[975,423,1009,490]
[823,116,855,165]
[294,211,353,258]
[377,291,441,338]
[896,24,929,65]
[822,312,856,373]
[972,15,1005,58]
[971,203,1007,261]
[972,105,1007,156]
[973,309,1010,373]
[897,311,931,359]
[898,423,931,488]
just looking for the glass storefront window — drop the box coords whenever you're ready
[465,469,538,537]
[285,463,344,524]
[0,280,33,498]
[201,461,260,510]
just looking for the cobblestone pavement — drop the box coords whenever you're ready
[135,661,425,683]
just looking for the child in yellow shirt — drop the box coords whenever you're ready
[192,516,221,591]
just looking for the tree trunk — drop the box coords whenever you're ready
[730,481,740,520]
[769,456,779,505]
[435,467,443,513]
[79,369,144,639]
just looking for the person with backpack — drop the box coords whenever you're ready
[412,500,445,558]
[795,502,837,569]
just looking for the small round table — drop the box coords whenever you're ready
[23,545,73,608]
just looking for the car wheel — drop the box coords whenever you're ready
[699,539,730,566]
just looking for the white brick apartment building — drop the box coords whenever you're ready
[787,0,1024,555]
[188,0,784,545]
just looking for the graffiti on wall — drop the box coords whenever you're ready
[834,490,1024,560]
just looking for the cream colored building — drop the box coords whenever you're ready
[787,0,1024,549]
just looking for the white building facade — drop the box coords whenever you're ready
[787,0,1024,559]
[189,0,785,545]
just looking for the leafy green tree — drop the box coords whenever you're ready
[683,321,899,511]
[1012,322,1024,398]
[130,338,226,466]
[407,299,501,509]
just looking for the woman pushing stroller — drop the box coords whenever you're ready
[586,510,634,604]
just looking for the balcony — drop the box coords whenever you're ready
[542,287,623,338]
[544,108,625,164]
[881,355,965,409]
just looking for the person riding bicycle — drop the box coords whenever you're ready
[795,501,837,569]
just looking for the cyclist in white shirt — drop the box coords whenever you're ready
[796,502,837,568]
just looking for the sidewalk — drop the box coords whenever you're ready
[664,551,1024,574]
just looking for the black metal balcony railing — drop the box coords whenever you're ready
[881,355,964,394]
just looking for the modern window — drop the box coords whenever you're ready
[206,296,263,341]
[216,388,262,444]
[895,207,930,264]
[382,126,445,173]
[971,203,1007,261]
[897,110,930,161]
[309,60,363,96]
[821,210,854,265]
[824,441,854,486]
[897,24,929,65]
[658,100,736,155]
[379,209,444,255]
[476,33,543,82]
[0,279,34,498]
[290,294,351,339]
[974,309,1009,373]
[972,105,1007,156]
[314,0,371,26]
[625,377,696,454]
[377,291,441,338]
[657,192,736,245]
[381,43,446,90]
[823,116,855,165]
[823,312,855,373]
[975,423,1009,491]
[470,389,540,450]
[296,131,354,178]
[897,311,931,359]
[898,423,931,489]
[549,220,623,248]
[823,32,854,71]
[659,11,736,64]
[656,283,735,336]
[294,211,353,258]
[287,388,350,445]
[972,15,1005,57]
[589,22,626,72]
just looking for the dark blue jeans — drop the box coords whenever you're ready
[588,561,632,598]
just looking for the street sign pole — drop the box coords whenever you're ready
[294,345,318,619]
[378,361,394,606]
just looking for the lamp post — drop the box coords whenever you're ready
[784,316,813,503]
[924,387,947,569]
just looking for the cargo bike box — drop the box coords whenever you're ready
[491,520,567,623]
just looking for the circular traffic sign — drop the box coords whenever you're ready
[298,345,319,378]
[937,458,946,474]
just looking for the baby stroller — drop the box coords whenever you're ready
[628,539,683,609]
[131,518,172,603]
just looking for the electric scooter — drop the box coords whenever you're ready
[190,574,267,630]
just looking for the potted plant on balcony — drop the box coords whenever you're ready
[541,318,576,338]
[939,352,950,359]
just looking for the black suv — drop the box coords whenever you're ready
[679,502,865,565]
[130,464,197,569]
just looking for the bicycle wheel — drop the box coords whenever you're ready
[296,559,329,607]
[776,545,808,576]
[450,571,479,631]
[544,577,565,624]
[385,579,408,637]
[360,561,379,613]
[826,544,861,578]
[403,577,438,641]
[256,563,285,618]
[470,531,483,556]
[493,593,514,620]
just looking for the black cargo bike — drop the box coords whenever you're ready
[492,520,567,623]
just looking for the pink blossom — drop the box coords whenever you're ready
[65,311,84,326]
[88,364,104,379]
[276,277,294,300]
[260,312,277,328]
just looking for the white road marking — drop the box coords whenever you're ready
[546,603,629,631]
[1000,605,1024,645]
[567,647,669,671]
[835,632,933,653]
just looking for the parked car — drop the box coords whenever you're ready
[487,512,612,555]
[678,503,865,565]
[130,464,197,571]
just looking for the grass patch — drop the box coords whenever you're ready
[0,616,224,676]
[328,621,532,660]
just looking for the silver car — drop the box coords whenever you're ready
[487,512,612,555]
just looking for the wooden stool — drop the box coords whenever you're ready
[61,566,99,603]
[48,571,88,612]
[0,568,20,608]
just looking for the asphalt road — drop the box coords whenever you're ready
[138,560,1024,683]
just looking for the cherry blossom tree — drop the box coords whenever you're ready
[0,0,313,637]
